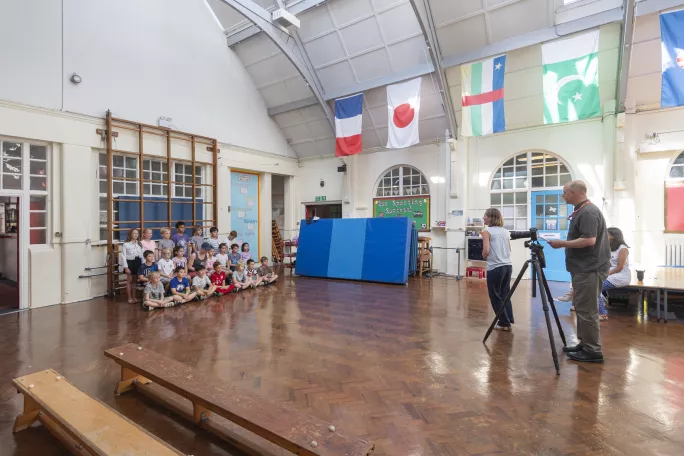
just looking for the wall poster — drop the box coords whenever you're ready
[230,171,259,257]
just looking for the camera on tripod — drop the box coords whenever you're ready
[509,227,545,267]
[509,227,539,241]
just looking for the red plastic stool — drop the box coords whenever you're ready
[466,266,486,279]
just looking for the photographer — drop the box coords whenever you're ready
[548,181,610,363]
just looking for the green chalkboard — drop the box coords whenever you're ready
[373,197,430,231]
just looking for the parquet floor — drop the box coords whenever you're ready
[1,275,684,455]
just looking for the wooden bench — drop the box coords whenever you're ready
[13,369,183,455]
[105,343,373,456]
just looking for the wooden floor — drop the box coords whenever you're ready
[2,275,684,455]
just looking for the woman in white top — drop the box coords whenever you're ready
[599,227,630,321]
[119,228,144,304]
[482,208,514,331]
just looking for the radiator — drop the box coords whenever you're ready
[665,241,684,267]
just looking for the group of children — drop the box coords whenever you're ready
[119,222,278,311]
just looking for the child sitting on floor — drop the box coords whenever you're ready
[227,243,241,271]
[172,246,187,270]
[232,263,249,291]
[192,265,216,300]
[257,256,278,285]
[137,250,158,286]
[157,248,175,287]
[169,266,197,303]
[245,259,262,288]
[142,271,184,311]
[210,262,235,295]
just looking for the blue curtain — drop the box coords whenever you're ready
[116,196,203,240]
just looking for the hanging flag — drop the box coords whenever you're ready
[461,55,506,137]
[387,77,421,149]
[542,30,600,124]
[334,93,363,157]
[661,10,684,108]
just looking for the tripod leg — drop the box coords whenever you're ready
[539,267,567,347]
[531,262,537,298]
[533,260,560,375]
[483,261,530,344]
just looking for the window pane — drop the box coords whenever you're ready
[152,161,161,171]
[125,157,137,169]
[491,180,501,190]
[670,167,684,179]
[515,166,527,177]
[99,181,107,193]
[545,175,559,187]
[2,175,22,190]
[516,205,527,217]
[152,185,161,196]
[113,155,124,167]
[113,168,123,178]
[99,197,107,211]
[195,188,202,199]
[175,163,183,174]
[559,174,571,185]
[515,219,527,230]
[559,163,569,174]
[162,186,168,196]
[2,142,22,158]
[175,185,184,196]
[125,183,136,194]
[30,176,47,191]
[30,212,46,228]
[531,153,543,163]
[503,158,514,166]
[144,183,151,195]
[515,192,526,204]
[560,204,568,217]
[560,218,568,230]
[30,145,47,160]
[504,222,514,230]
[184,164,192,174]
[143,160,151,171]
[516,155,527,165]
[493,169,502,179]
[514,178,526,189]
[143,171,151,180]
[545,194,558,203]
[536,205,544,216]
[502,205,514,217]
[503,167,514,178]
[545,204,558,216]
[531,177,544,187]
[113,181,124,194]
[30,161,46,176]
[30,196,47,211]
[675,154,684,165]
[30,229,47,245]
[545,164,557,175]
[152,172,161,181]
[490,193,501,205]
[125,169,136,179]
[535,219,543,229]
[402,167,411,176]
[503,179,513,190]
[162,163,168,173]
[545,219,558,230]
[3,159,21,174]
[376,188,383,197]
[532,165,543,176]
[99,154,107,166]
[184,175,193,183]
[535,195,543,203]
[502,193,514,204]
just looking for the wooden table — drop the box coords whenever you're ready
[624,267,684,322]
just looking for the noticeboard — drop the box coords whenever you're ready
[373,196,430,231]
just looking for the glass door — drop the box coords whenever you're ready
[531,190,573,282]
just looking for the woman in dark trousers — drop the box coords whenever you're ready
[481,208,514,331]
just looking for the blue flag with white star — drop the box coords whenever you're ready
[661,10,684,108]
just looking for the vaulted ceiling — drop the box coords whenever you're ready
[206,0,682,158]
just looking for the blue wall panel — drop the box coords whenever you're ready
[295,219,333,277]
[327,218,366,280]
[361,218,410,284]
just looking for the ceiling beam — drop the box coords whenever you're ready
[267,96,318,116]
[409,0,458,138]
[617,0,637,112]
[225,0,329,47]
[218,0,335,131]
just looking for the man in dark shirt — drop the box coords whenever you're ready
[548,180,610,363]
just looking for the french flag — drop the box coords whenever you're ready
[335,93,363,157]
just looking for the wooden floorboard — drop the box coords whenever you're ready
[1,275,684,455]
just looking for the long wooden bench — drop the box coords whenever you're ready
[13,369,183,455]
[105,343,374,456]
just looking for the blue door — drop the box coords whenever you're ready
[531,190,573,282]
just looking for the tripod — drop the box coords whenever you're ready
[483,241,567,375]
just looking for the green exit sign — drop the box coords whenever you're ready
[315,196,326,202]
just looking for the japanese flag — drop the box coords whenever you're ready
[386,77,421,148]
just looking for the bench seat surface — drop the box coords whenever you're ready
[14,369,182,456]
[105,343,373,456]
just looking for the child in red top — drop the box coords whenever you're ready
[210,262,235,295]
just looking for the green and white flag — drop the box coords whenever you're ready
[542,30,600,124]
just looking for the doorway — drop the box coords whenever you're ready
[0,196,19,313]
[305,203,342,219]
[531,190,572,282]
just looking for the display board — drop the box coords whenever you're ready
[296,218,411,284]
[230,171,259,256]
[373,196,430,231]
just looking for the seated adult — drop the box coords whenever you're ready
[188,242,212,276]
[599,227,630,321]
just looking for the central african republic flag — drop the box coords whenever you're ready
[460,55,506,137]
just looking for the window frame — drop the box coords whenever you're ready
[374,165,430,198]
[489,151,573,231]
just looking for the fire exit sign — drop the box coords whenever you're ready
[315,196,326,202]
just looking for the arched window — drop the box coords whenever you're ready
[375,165,429,197]
[666,151,684,232]
[489,151,572,230]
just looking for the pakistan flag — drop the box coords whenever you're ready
[542,30,600,124]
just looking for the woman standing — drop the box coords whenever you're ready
[599,227,631,321]
[482,208,514,331]
[119,228,144,304]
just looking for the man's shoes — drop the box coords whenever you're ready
[566,350,604,363]
[562,344,583,353]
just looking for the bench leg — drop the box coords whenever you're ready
[193,403,211,424]
[115,367,151,396]
[13,395,40,433]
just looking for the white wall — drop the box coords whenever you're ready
[0,0,292,158]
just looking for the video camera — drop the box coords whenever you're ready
[509,227,538,241]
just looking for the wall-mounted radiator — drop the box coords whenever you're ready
[665,240,684,267]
